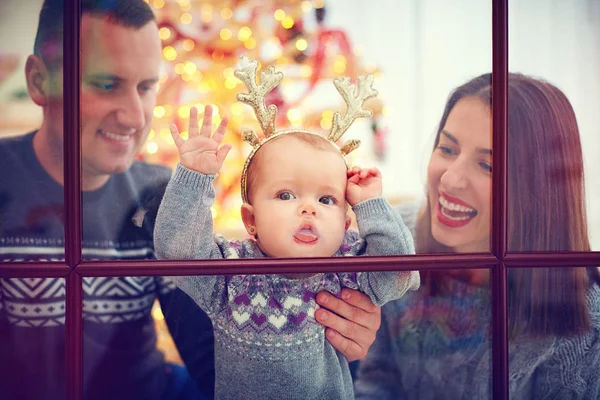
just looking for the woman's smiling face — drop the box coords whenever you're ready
[427,96,492,253]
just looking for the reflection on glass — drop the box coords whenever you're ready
[509,267,600,399]
[0,0,62,263]
[0,0,68,398]
[354,269,492,398]
[77,0,166,261]
[149,271,417,398]
[505,74,590,253]
[91,0,494,258]
[396,75,493,255]
[81,275,217,400]
[509,1,600,251]
[0,277,66,399]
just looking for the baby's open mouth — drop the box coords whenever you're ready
[294,226,319,244]
[438,195,478,221]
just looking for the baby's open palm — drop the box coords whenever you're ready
[170,105,231,175]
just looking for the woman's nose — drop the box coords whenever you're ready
[440,159,469,190]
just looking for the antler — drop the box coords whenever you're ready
[328,74,378,143]
[234,56,283,138]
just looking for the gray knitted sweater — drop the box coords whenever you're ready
[154,164,419,400]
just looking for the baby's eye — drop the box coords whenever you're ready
[319,196,336,205]
[277,191,295,200]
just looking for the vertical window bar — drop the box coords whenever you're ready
[64,0,82,399]
[66,271,83,400]
[491,0,509,398]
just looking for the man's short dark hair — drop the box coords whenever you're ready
[33,0,156,68]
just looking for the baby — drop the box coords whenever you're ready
[154,57,419,400]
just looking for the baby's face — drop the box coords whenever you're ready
[244,135,349,258]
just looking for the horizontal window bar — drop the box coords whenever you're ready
[76,254,499,276]
[0,263,70,278]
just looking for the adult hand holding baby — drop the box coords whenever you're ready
[170,105,231,174]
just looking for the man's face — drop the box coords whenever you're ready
[76,15,161,179]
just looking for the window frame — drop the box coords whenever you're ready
[1,0,599,399]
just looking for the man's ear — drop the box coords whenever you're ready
[25,55,50,107]
[345,215,352,231]
[241,203,257,236]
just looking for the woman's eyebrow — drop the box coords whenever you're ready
[443,130,492,155]
[441,130,458,143]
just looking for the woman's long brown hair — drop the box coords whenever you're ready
[416,73,598,337]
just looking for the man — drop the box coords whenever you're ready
[0,1,381,399]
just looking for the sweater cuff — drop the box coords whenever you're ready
[352,197,392,219]
[172,163,216,191]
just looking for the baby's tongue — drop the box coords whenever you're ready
[295,229,317,242]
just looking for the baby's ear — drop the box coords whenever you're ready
[345,215,352,231]
[241,203,256,236]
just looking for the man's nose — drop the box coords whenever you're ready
[116,91,146,131]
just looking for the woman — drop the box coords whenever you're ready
[354,73,600,399]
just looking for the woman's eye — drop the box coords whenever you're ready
[319,196,336,205]
[480,162,492,172]
[277,192,295,200]
[438,145,456,156]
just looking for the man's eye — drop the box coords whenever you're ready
[93,82,116,91]
[277,192,295,200]
[139,83,156,93]
[319,196,336,205]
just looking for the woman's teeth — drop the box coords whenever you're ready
[99,130,130,142]
[438,196,474,212]
[439,196,477,221]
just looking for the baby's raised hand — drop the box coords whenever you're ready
[346,166,383,206]
[170,105,231,175]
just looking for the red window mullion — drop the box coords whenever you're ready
[491,0,509,398]
[64,0,82,399]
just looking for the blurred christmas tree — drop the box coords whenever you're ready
[142,0,385,237]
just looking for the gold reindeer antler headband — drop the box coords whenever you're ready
[235,56,378,203]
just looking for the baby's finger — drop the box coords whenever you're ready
[211,117,229,145]
[188,107,199,137]
[368,168,381,178]
[169,124,185,148]
[216,144,233,166]
[348,174,361,184]
[347,167,360,177]
[200,105,213,137]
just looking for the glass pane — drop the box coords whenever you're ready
[1,277,66,399]
[0,0,66,398]
[508,0,600,251]
[80,0,494,262]
[81,275,215,400]
[354,269,492,399]
[508,267,600,399]
[83,270,418,399]
[0,0,64,263]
